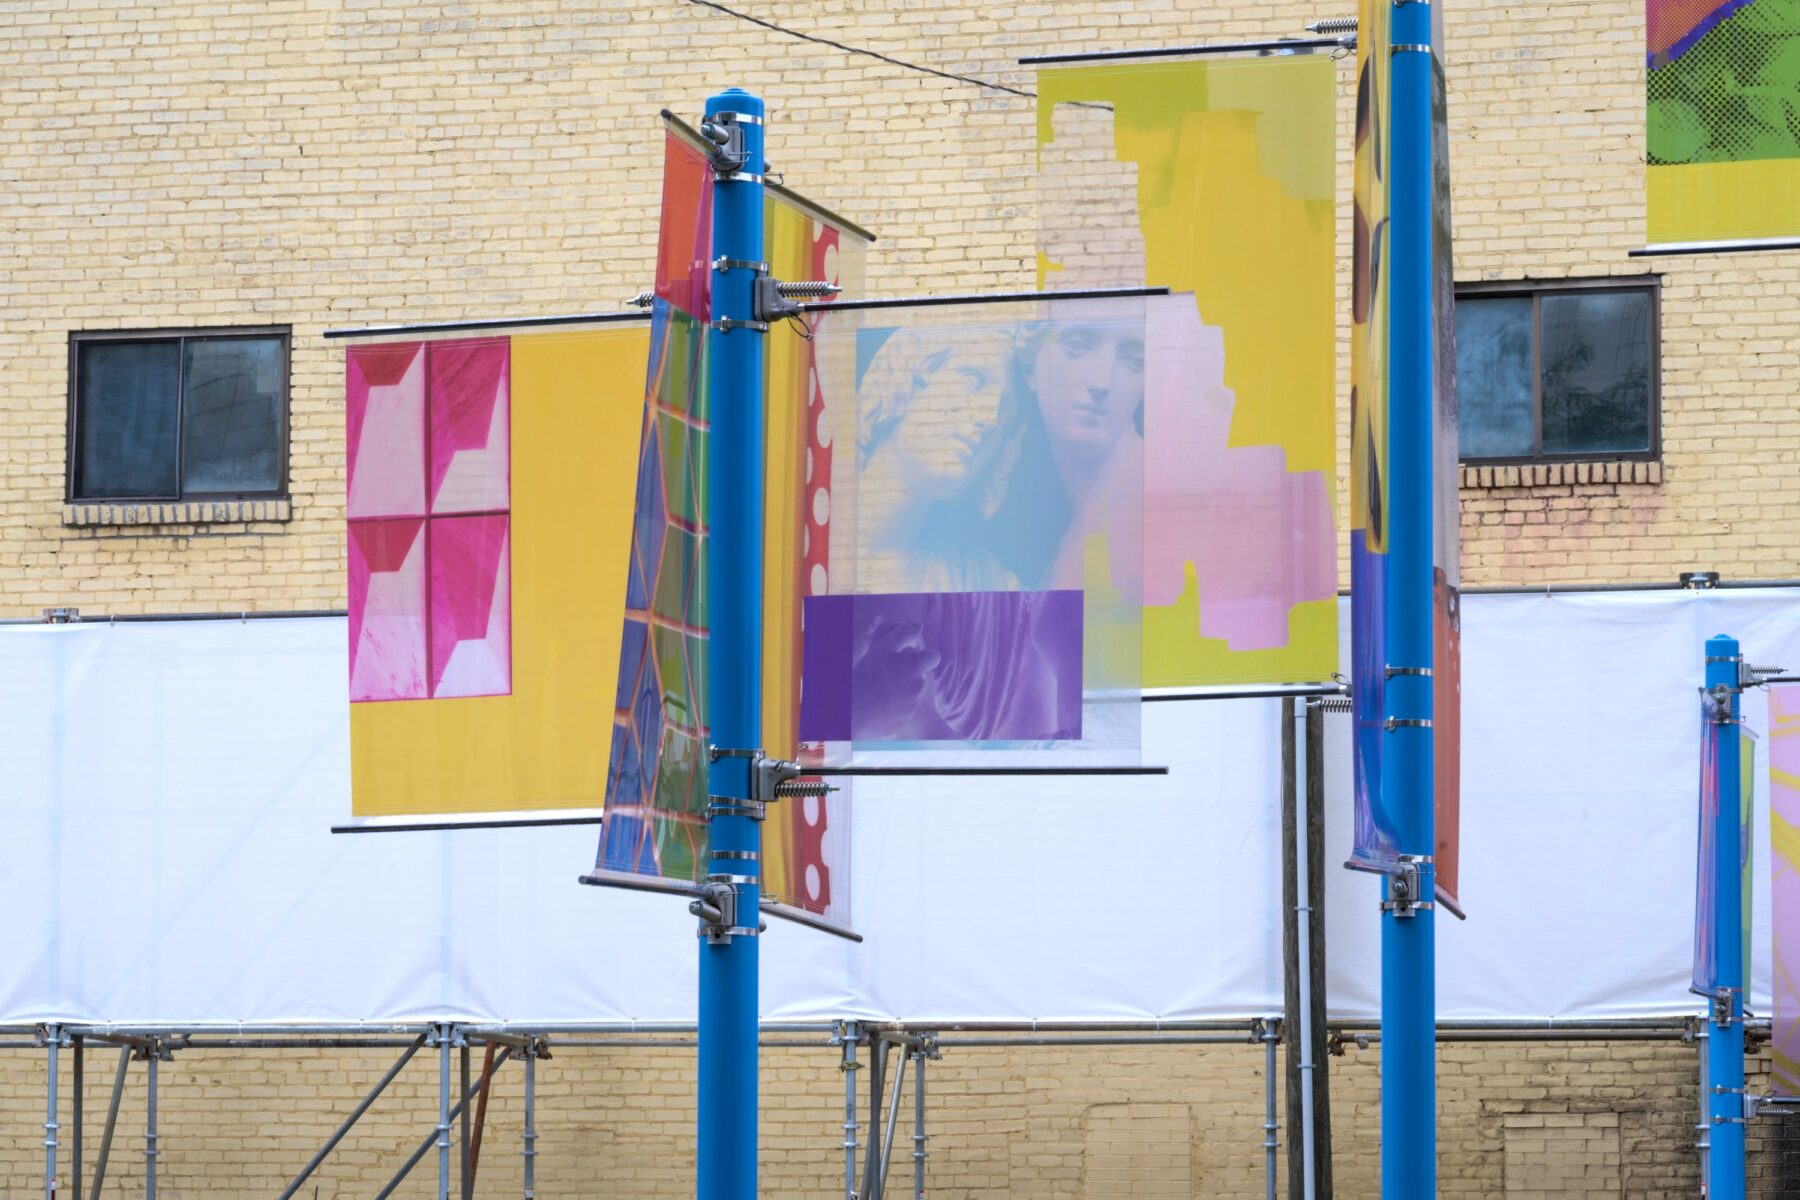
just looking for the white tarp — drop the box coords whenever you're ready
[1,587,1795,1026]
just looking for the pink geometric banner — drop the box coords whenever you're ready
[428,515,512,699]
[346,343,426,520]
[347,339,512,704]
[429,341,510,516]
[348,518,428,702]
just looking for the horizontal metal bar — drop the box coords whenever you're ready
[0,609,348,626]
[803,765,1168,777]
[1143,684,1343,703]
[762,900,865,943]
[797,286,1169,314]
[1022,37,1343,64]
[322,309,652,340]
[1630,238,1800,257]
[578,869,704,899]
[331,814,604,835]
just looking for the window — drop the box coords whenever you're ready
[1454,279,1659,464]
[68,328,289,502]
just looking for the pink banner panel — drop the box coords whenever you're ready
[346,343,426,520]
[428,340,510,516]
[427,514,512,700]
[1142,303,1336,652]
[348,518,428,701]
[1772,685,1800,1095]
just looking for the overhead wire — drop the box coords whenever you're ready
[681,0,1036,99]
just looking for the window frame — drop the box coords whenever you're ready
[66,325,292,504]
[1453,275,1662,467]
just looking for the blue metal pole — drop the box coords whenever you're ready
[1382,3,1437,1198]
[1705,633,1745,1200]
[700,85,767,1200]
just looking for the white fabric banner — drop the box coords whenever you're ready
[2,587,1796,1026]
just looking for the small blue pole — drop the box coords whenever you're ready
[1705,633,1745,1200]
[699,86,767,1200]
[1382,3,1437,1198]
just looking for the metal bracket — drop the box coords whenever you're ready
[699,111,750,176]
[1381,856,1435,918]
[713,316,769,334]
[1385,665,1432,679]
[1384,717,1433,731]
[1704,683,1740,723]
[689,876,767,945]
[752,757,837,804]
[713,256,768,274]
[708,797,766,821]
[710,745,763,761]
[1711,988,1740,1027]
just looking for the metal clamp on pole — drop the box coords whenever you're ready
[1381,855,1435,918]
[689,876,767,945]
[1710,988,1741,1029]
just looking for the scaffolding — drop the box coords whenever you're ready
[2,1016,1724,1200]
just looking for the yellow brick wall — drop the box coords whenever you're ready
[3,1036,1798,1197]
[2,0,1795,617]
[4,2,1796,1196]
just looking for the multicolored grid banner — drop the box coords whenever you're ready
[595,118,868,929]
[1647,0,1800,246]
[1035,53,1339,687]
[1350,0,1464,911]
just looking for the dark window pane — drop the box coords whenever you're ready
[1540,291,1653,455]
[181,337,283,493]
[74,340,180,499]
[1454,296,1534,458]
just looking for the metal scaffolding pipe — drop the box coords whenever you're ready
[860,1037,889,1200]
[840,1023,859,1200]
[144,1046,158,1200]
[89,1047,128,1200]
[1263,1024,1277,1200]
[523,1042,538,1200]
[437,1026,452,1200]
[44,1027,60,1200]
[375,1044,515,1200]
[276,1032,427,1200]
[879,1048,909,1199]
[912,1047,927,1200]
[72,1034,83,1200]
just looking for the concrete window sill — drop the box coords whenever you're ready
[1459,462,1661,489]
[63,498,294,528]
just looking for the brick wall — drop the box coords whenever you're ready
[3,2,1795,1196]
[4,1036,1799,1197]
[2,1,1795,615]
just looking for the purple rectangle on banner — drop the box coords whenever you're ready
[800,590,1084,744]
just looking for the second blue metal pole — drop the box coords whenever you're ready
[1705,633,1745,1200]
[700,86,767,1200]
[1382,3,1437,1198]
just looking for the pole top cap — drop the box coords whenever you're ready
[705,88,764,119]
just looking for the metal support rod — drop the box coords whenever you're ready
[89,1047,128,1200]
[878,1047,909,1199]
[1696,1022,1712,1182]
[1383,3,1439,1198]
[377,1046,515,1200]
[438,1024,453,1200]
[45,1026,60,1200]
[698,85,768,1200]
[1296,705,1320,1200]
[1264,1023,1278,1200]
[460,1040,472,1200]
[469,1041,497,1192]
[912,1048,927,1200]
[72,1033,83,1200]
[144,1043,158,1200]
[861,1038,890,1200]
[841,1023,860,1200]
[277,1032,428,1200]
[523,1041,538,1200]
[1705,634,1746,1200]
